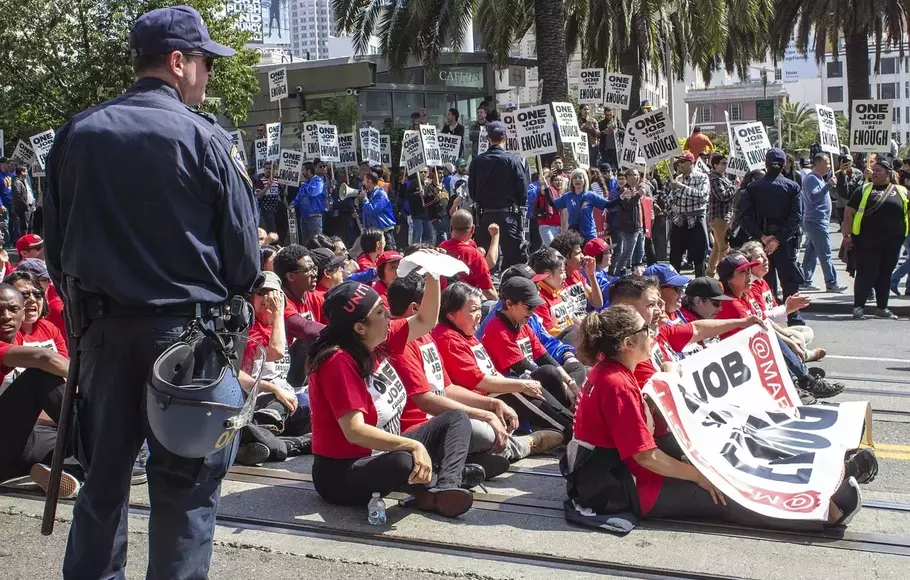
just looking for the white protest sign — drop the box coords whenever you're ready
[359,127,382,167]
[268,67,288,102]
[228,131,246,164]
[10,141,34,168]
[500,112,520,152]
[734,122,772,172]
[402,130,427,175]
[302,120,327,160]
[724,111,748,177]
[436,134,462,166]
[254,138,268,175]
[0,130,5,158]
[695,157,711,174]
[628,108,681,164]
[380,135,392,167]
[29,130,55,171]
[578,68,604,104]
[619,121,646,171]
[815,105,840,156]
[418,125,442,167]
[316,124,340,162]
[275,149,304,186]
[644,325,870,521]
[337,133,358,167]
[265,122,281,161]
[573,133,590,169]
[603,73,633,110]
[850,100,892,153]
[551,102,581,144]
[515,105,558,157]
[477,125,489,155]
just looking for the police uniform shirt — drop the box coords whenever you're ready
[467,145,529,209]
[741,175,803,241]
[44,78,259,306]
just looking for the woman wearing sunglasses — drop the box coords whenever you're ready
[3,271,66,357]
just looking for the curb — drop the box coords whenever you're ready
[804,302,910,317]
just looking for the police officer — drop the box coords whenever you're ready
[739,148,805,324]
[468,120,530,269]
[43,6,259,579]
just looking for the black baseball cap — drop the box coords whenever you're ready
[765,148,786,166]
[500,276,545,308]
[311,247,346,274]
[685,277,733,301]
[501,264,547,284]
[130,6,235,59]
[487,121,507,140]
[717,253,760,281]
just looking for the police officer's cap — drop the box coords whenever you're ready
[130,5,235,59]
[765,147,786,166]
[487,121,508,140]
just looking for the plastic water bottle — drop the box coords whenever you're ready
[367,492,386,525]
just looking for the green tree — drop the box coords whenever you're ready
[0,0,259,144]
[779,102,817,150]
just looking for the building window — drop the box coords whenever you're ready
[906,81,909,99]
[879,82,898,100]
[826,61,843,78]
[827,86,844,103]
[906,131,910,143]
[774,68,782,81]
[880,57,897,75]
[696,105,714,123]
[729,103,743,121]
[895,107,902,124]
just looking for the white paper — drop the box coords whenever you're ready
[397,251,469,279]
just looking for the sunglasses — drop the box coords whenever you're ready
[624,323,650,340]
[183,51,214,72]
[20,289,43,300]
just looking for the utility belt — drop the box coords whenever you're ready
[82,296,227,321]
[479,204,523,216]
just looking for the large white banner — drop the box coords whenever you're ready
[734,122,772,172]
[724,111,749,177]
[551,102,582,144]
[578,68,604,104]
[303,120,327,160]
[815,105,840,156]
[275,149,304,186]
[644,325,870,521]
[419,124,442,167]
[604,73,633,110]
[628,108,681,165]
[29,130,55,171]
[337,133,358,168]
[436,133,462,166]
[851,100,892,153]
[515,105,558,156]
[317,124,340,162]
[265,122,281,161]
[359,127,382,167]
[267,67,288,102]
[402,130,426,175]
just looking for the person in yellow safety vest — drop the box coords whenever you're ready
[842,160,909,320]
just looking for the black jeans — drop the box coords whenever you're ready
[312,410,471,506]
[476,210,527,270]
[0,368,66,483]
[670,217,708,277]
[651,215,669,262]
[853,237,904,309]
[498,366,574,436]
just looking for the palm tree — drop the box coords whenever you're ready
[769,0,910,113]
[778,102,817,149]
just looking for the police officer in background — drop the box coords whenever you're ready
[739,148,805,325]
[468,120,530,268]
[44,6,259,578]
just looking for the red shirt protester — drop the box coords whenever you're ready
[480,313,546,372]
[45,284,67,336]
[431,323,499,394]
[561,268,588,319]
[17,318,68,356]
[356,253,376,272]
[284,290,327,330]
[439,238,494,292]
[535,281,573,336]
[389,334,450,433]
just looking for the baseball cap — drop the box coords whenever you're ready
[685,277,733,301]
[599,163,614,173]
[500,277,545,308]
[455,158,467,167]
[14,258,49,280]
[502,263,547,284]
[717,253,760,281]
[311,247,346,273]
[643,264,691,287]
[376,250,403,269]
[444,163,455,174]
[765,147,786,166]
[130,6,235,59]
[506,102,517,111]
[487,121,507,140]
[583,238,614,258]
[259,271,282,293]
[676,152,696,163]
[16,234,43,254]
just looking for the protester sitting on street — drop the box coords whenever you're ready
[531,247,576,341]
[714,252,843,402]
[550,169,610,243]
[356,228,386,272]
[307,274,475,518]
[843,160,908,320]
[275,245,327,390]
[387,272,560,472]
[310,247,347,298]
[565,304,868,531]
[371,250,403,306]
[261,245,278,272]
[432,282,573,441]
[440,210,499,301]
[551,231,603,320]
[582,238,617,310]
[14,258,65,338]
[3,271,66,356]
[16,233,43,261]
[674,277,731,356]
[643,264,692,325]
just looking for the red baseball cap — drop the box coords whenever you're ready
[676,152,696,163]
[376,250,403,269]
[583,238,614,258]
[16,234,43,254]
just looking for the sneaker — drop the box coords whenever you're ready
[798,375,844,398]
[460,463,487,489]
[279,434,312,457]
[797,387,817,405]
[852,307,865,320]
[30,463,81,499]
[802,284,822,291]
[413,487,474,518]
[832,477,862,526]
[874,308,899,320]
[804,348,827,363]
[527,429,564,455]
[826,284,847,293]
[131,466,148,486]
[844,448,879,484]
[807,367,826,379]
[235,442,270,466]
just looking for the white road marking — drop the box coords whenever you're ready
[827,354,910,364]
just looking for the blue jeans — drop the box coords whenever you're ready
[890,235,910,288]
[299,214,323,243]
[411,218,434,244]
[539,225,560,246]
[64,315,237,580]
[612,229,644,275]
[801,221,837,287]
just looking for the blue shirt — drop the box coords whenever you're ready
[0,171,13,207]
[552,190,610,240]
[801,172,832,225]
[477,302,576,363]
[361,186,396,230]
[584,269,618,311]
[526,181,541,219]
[292,175,327,216]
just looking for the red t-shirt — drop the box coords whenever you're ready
[574,359,663,514]
[284,289,326,330]
[0,340,15,385]
[561,269,588,319]
[17,319,68,357]
[750,278,777,315]
[431,323,499,393]
[356,253,375,272]
[439,238,494,291]
[481,314,545,373]
[389,334,451,433]
[715,293,760,339]
[538,186,562,227]
[534,282,573,335]
[632,323,694,438]
[309,318,410,459]
[244,318,291,382]
[45,283,67,337]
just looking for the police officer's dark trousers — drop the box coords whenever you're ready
[769,236,804,321]
[64,314,237,580]
[476,209,527,270]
